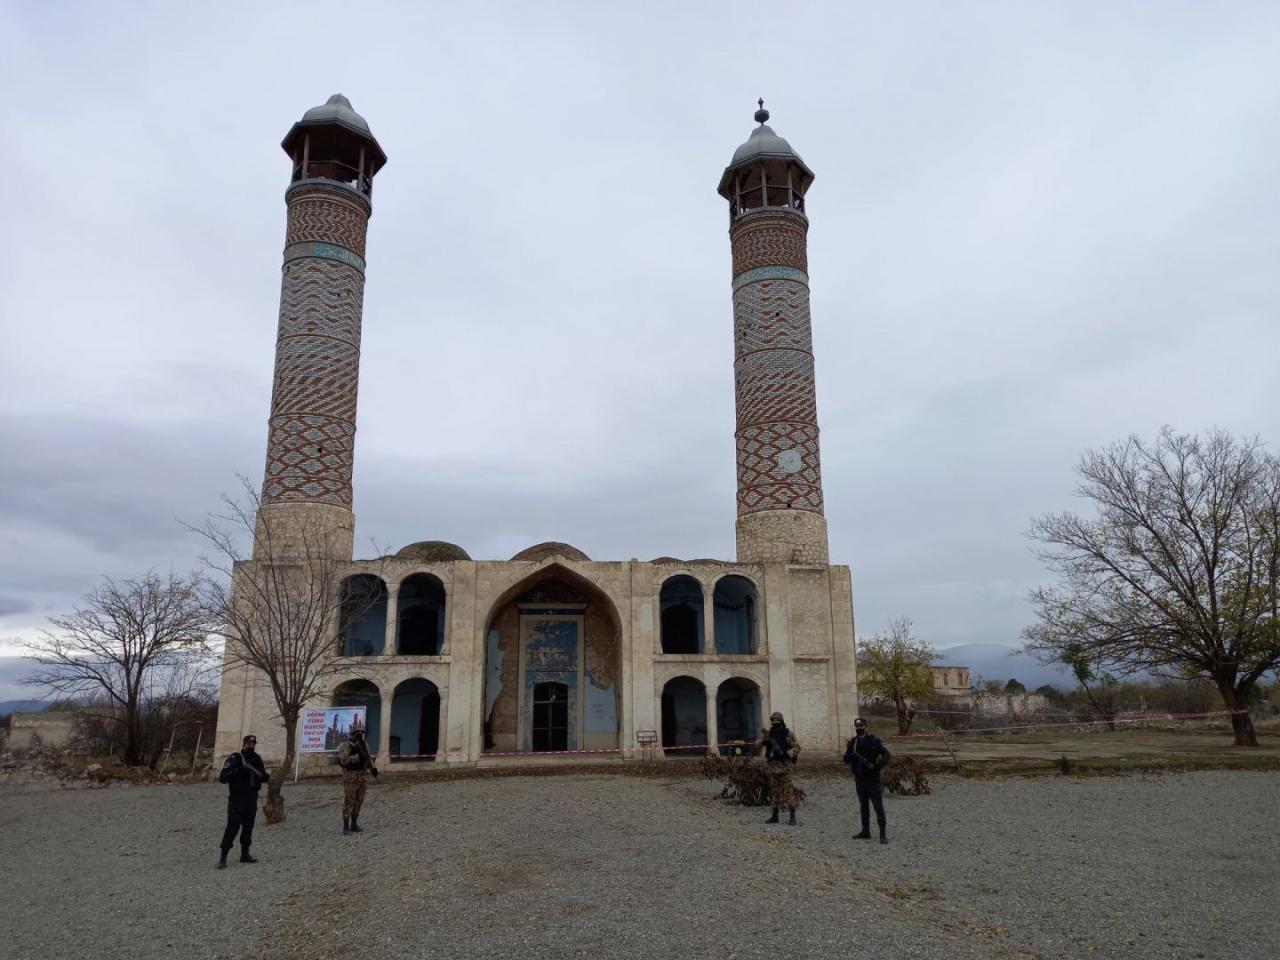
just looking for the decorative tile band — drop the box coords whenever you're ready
[283,241,366,273]
[732,265,808,290]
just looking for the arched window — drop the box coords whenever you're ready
[339,575,388,657]
[659,575,705,654]
[717,677,762,747]
[390,677,441,761]
[397,573,446,655]
[713,575,758,655]
[660,676,707,756]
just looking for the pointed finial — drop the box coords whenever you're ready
[754,98,769,125]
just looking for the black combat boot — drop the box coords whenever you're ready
[240,849,257,863]
[766,808,780,824]
[879,832,888,845]
[853,829,872,840]
[350,814,362,833]
[217,848,230,869]
[788,808,797,826]
[343,817,351,835]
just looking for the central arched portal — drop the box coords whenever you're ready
[482,566,621,755]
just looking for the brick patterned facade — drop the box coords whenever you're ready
[261,184,370,512]
[285,188,369,257]
[730,214,808,275]
[729,210,828,563]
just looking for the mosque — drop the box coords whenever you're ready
[213,95,860,766]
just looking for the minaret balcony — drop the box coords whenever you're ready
[729,185,806,222]
[290,158,373,198]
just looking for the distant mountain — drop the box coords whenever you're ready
[934,643,1074,691]
[0,700,48,715]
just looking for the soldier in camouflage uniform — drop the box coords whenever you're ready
[337,726,378,834]
[757,711,801,825]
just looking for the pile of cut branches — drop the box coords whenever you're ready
[881,755,930,796]
[700,752,807,806]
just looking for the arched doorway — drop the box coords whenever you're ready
[390,677,440,760]
[331,679,382,758]
[481,565,622,755]
[661,676,707,756]
[717,677,762,750]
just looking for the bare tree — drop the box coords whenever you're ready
[1061,646,1120,730]
[857,617,937,734]
[136,647,221,767]
[191,479,380,823]
[1024,428,1280,747]
[23,572,213,766]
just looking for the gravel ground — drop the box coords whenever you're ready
[0,769,1274,960]
[688,770,1280,959]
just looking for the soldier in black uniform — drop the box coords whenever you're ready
[843,717,890,844]
[217,734,270,869]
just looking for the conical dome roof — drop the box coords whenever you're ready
[718,102,813,201]
[299,94,375,137]
[729,122,805,167]
[281,93,386,170]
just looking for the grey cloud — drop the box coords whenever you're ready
[0,597,33,617]
[2,2,1279,658]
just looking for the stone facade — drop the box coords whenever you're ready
[213,99,859,767]
[930,665,972,695]
[6,711,78,751]
[215,556,858,765]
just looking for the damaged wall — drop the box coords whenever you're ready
[583,600,619,749]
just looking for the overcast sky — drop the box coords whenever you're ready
[2,2,1278,695]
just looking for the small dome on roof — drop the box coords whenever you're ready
[510,542,591,563]
[395,540,471,562]
[649,556,683,564]
[300,94,374,137]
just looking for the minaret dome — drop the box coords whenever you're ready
[281,93,387,199]
[717,100,815,222]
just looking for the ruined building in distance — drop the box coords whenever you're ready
[214,95,860,765]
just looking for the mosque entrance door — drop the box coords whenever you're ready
[531,682,569,751]
[518,613,584,752]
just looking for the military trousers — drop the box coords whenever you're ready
[342,771,367,818]
[766,760,800,809]
[220,796,258,852]
[855,777,886,834]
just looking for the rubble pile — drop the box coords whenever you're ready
[0,744,215,788]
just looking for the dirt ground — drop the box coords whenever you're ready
[1,762,1276,960]
[871,720,1280,769]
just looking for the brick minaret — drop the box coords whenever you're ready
[718,102,829,565]
[256,95,387,560]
